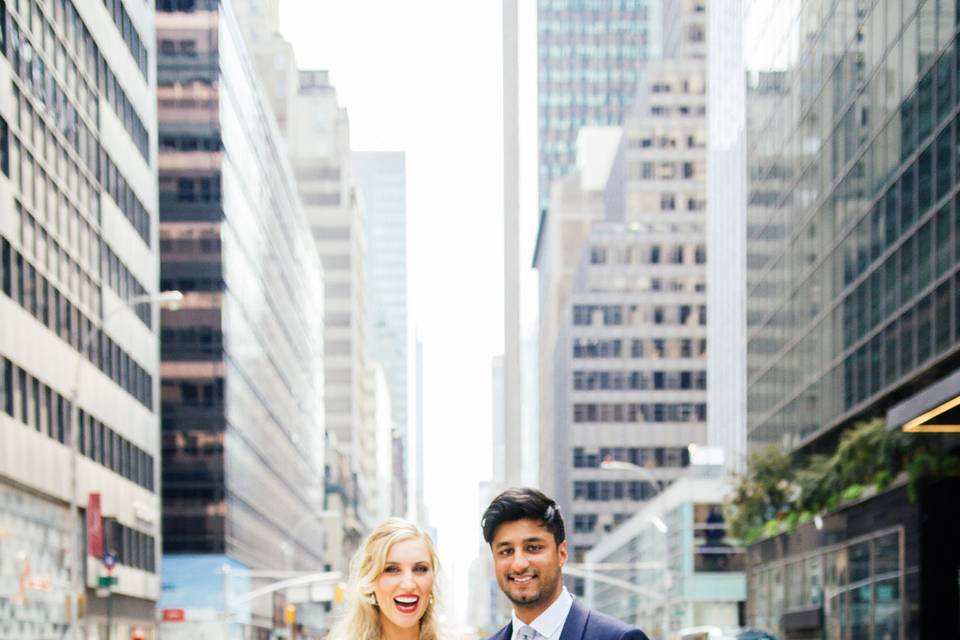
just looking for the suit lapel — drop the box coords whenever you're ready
[493,621,512,640]
[557,599,589,640]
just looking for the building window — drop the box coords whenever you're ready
[1,359,11,416]
[0,116,8,176]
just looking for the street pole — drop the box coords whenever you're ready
[65,291,182,640]
[222,563,231,639]
[105,586,112,640]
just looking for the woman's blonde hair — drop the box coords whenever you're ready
[327,518,442,640]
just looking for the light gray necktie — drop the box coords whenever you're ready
[517,625,537,640]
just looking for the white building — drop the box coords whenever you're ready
[288,69,377,554]
[584,464,746,638]
[410,336,428,527]
[233,0,379,571]
[705,0,748,477]
[535,126,623,499]
[372,364,394,522]
[0,0,160,637]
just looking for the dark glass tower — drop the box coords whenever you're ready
[156,0,326,633]
[745,2,960,637]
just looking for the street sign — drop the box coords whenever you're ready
[97,576,118,588]
[102,551,118,570]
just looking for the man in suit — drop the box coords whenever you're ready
[481,487,649,640]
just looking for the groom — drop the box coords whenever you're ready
[481,487,649,640]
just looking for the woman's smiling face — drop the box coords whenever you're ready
[373,537,435,632]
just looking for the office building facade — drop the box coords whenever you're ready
[537,0,708,594]
[0,0,160,637]
[156,0,326,635]
[537,0,664,208]
[286,69,376,555]
[233,0,379,564]
[744,1,960,637]
[352,150,409,516]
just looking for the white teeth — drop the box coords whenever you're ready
[395,596,419,604]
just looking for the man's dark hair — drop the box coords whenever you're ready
[481,487,566,545]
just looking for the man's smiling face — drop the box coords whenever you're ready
[491,518,567,621]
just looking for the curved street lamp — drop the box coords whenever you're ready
[598,456,669,533]
[66,291,182,640]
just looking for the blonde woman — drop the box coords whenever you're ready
[328,518,443,640]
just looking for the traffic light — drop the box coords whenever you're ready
[284,603,296,625]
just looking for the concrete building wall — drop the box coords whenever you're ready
[287,70,377,547]
[537,1,711,596]
[706,0,747,476]
[0,0,161,636]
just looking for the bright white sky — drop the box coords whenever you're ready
[279,0,539,626]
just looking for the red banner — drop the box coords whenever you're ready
[86,493,103,558]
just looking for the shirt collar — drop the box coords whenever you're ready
[511,587,574,639]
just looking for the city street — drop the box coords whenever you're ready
[1,1,959,639]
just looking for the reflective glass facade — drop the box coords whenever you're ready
[538,0,662,207]
[157,0,326,578]
[746,0,960,452]
[351,151,408,516]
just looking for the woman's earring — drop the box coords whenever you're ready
[429,594,435,605]
[369,593,378,607]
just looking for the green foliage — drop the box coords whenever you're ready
[726,446,793,541]
[727,418,959,545]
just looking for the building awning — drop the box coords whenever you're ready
[886,368,960,433]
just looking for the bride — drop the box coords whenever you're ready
[327,518,443,640]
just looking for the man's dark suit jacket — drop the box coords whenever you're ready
[487,598,650,640]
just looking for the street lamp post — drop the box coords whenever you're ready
[66,291,183,640]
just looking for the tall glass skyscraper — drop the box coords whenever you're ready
[745,1,960,637]
[538,0,663,208]
[352,151,409,516]
[746,0,960,462]
[156,0,326,635]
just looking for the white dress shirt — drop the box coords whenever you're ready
[510,587,574,640]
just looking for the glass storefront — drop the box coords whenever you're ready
[0,483,69,639]
[749,527,904,640]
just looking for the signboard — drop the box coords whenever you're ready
[86,493,103,558]
[102,551,118,571]
[162,609,186,622]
